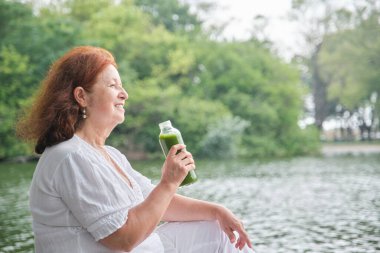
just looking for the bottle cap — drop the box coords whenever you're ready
[159,120,172,130]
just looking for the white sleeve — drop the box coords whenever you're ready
[54,151,133,241]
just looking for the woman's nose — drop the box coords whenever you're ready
[120,87,128,100]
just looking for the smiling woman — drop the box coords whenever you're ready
[16,46,254,253]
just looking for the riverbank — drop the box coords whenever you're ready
[2,142,380,163]
[321,142,380,156]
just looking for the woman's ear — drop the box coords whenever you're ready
[73,86,87,107]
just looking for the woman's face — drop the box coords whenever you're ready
[85,64,128,128]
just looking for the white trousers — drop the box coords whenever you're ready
[156,221,255,253]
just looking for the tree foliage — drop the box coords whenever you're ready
[0,0,319,160]
[320,8,380,111]
[291,0,380,130]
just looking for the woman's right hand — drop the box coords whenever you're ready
[161,144,196,188]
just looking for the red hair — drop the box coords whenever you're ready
[17,46,116,154]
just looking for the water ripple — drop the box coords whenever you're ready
[1,156,380,252]
[180,156,380,253]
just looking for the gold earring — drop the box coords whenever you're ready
[82,108,87,119]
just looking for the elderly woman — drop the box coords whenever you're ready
[18,46,254,253]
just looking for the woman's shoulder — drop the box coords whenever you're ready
[33,136,90,185]
[40,135,89,167]
[46,136,83,156]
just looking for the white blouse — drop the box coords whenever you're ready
[29,135,164,253]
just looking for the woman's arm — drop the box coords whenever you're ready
[162,194,218,221]
[99,144,194,252]
[163,194,253,250]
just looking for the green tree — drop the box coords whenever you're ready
[290,0,343,129]
[200,116,250,158]
[192,40,317,157]
[0,0,81,158]
[0,0,320,160]
[320,8,380,113]
[291,0,380,130]
[0,46,33,159]
[134,0,202,34]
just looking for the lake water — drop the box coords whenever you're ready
[0,155,379,253]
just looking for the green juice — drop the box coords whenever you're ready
[159,121,197,186]
[159,134,181,155]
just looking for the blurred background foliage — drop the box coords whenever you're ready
[290,0,380,136]
[1,0,378,161]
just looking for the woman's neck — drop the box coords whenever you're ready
[75,123,112,148]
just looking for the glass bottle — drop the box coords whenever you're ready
[158,120,197,186]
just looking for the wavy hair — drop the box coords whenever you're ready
[17,46,116,154]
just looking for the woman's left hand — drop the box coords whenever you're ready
[215,205,253,250]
